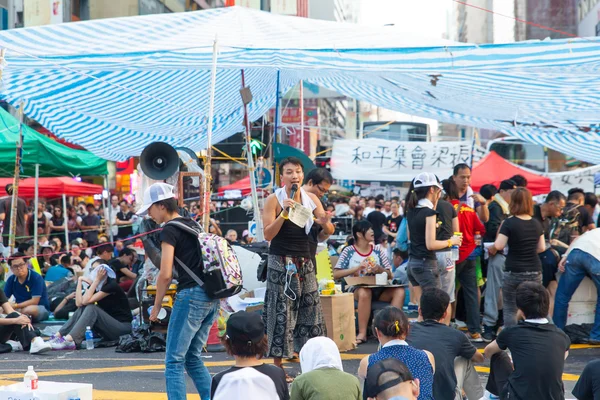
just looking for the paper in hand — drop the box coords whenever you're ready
[288,201,313,228]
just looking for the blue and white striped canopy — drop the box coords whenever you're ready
[0,6,599,162]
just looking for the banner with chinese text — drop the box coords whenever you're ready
[331,139,485,182]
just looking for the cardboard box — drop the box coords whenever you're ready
[345,276,377,286]
[566,301,596,326]
[320,293,356,352]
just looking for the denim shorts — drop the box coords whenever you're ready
[33,305,50,322]
[407,257,441,289]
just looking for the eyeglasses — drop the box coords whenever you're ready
[10,262,27,270]
[316,184,329,194]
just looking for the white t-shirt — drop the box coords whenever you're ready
[567,228,600,262]
[335,244,392,276]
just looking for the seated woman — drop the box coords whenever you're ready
[48,264,132,350]
[211,311,289,400]
[333,220,405,345]
[291,336,361,400]
[358,306,435,400]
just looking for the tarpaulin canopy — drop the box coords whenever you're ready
[471,151,552,195]
[0,108,108,177]
[0,7,599,163]
[0,177,103,198]
[218,176,257,197]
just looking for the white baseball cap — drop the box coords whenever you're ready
[137,183,176,216]
[413,172,443,189]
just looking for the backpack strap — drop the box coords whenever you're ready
[165,220,205,288]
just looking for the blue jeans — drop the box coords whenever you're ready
[165,285,219,400]
[554,249,600,340]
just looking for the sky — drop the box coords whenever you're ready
[358,0,453,39]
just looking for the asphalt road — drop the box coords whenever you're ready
[0,339,597,399]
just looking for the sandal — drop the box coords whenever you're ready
[355,337,368,346]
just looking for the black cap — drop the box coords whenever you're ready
[365,358,414,398]
[499,179,517,191]
[226,311,264,344]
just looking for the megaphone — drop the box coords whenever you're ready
[139,142,180,180]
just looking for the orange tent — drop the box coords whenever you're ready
[471,151,552,195]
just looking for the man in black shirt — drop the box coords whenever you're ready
[367,203,387,244]
[115,200,134,240]
[559,188,595,245]
[482,179,516,341]
[483,282,570,400]
[383,202,403,245]
[141,182,219,400]
[109,248,136,291]
[584,192,598,229]
[572,359,600,400]
[407,288,484,400]
[437,181,459,304]
[0,184,27,247]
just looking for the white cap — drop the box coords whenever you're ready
[137,183,176,216]
[413,172,443,189]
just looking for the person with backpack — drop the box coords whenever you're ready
[138,182,220,400]
[554,188,596,250]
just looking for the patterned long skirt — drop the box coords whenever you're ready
[263,255,326,359]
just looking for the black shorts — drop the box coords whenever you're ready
[539,248,559,287]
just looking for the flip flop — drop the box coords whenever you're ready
[355,338,368,345]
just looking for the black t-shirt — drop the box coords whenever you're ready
[116,211,134,239]
[572,359,600,400]
[0,196,27,237]
[407,320,477,400]
[308,224,322,267]
[109,258,129,283]
[483,201,506,242]
[160,217,203,292]
[496,321,570,400]
[407,206,438,260]
[367,210,387,242]
[435,200,457,241]
[533,204,551,241]
[28,213,48,236]
[0,288,7,305]
[385,214,403,243]
[96,279,133,323]
[499,217,543,272]
[81,214,101,243]
[211,364,289,400]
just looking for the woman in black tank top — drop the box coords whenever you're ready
[262,157,329,372]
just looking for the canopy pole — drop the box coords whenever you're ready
[300,80,304,153]
[103,175,113,243]
[272,71,281,187]
[33,164,39,258]
[241,70,264,242]
[62,193,69,253]
[202,36,219,231]
[8,102,24,254]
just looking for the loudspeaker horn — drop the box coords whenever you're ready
[139,142,180,180]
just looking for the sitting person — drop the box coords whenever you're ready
[109,248,137,291]
[291,337,362,400]
[38,244,56,276]
[4,252,50,322]
[45,254,74,282]
[48,264,132,350]
[391,248,409,284]
[483,282,570,400]
[211,311,288,400]
[214,368,280,400]
[95,243,114,263]
[365,358,420,400]
[407,288,484,400]
[334,221,405,345]
[572,359,600,400]
[0,284,52,354]
[358,306,434,400]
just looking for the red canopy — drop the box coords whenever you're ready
[217,176,267,197]
[0,177,103,199]
[471,151,552,195]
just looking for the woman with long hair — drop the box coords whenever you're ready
[358,306,435,400]
[405,173,461,304]
[49,207,65,241]
[494,187,545,327]
[333,220,405,345]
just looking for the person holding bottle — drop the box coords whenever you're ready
[405,173,462,304]
[442,179,486,342]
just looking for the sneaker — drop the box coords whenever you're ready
[6,340,23,352]
[455,319,468,329]
[480,390,500,399]
[468,332,484,343]
[49,337,76,351]
[30,337,52,354]
[482,326,495,342]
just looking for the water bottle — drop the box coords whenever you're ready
[85,326,94,350]
[474,231,482,246]
[451,232,462,261]
[24,365,38,390]
[131,315,140,330]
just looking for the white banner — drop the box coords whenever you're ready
[331,139,485,182]
[543,165,600,194]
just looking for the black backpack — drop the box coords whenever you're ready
[552,204,581,247]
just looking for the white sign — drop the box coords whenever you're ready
[24,0,63,27]
[544,165,600,194]
[248,221,257,238]
[270,0,297,15]
[331,139,484,182]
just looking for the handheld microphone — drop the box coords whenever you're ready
[287,184,299,212]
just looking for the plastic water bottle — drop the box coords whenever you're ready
[85,326,94,350]
[131,315,140,330]
[24,365,38,390]
[474,231,482,246]
[451,232,462,261]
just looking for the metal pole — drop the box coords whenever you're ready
[203,36,219,230]
[33,164,39,257]
[272,71,281,185]
[8,103,24,253]
[300,80,304,153]
[241,70,265,242]
[62,194,69,253]
[103,175,113,243]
